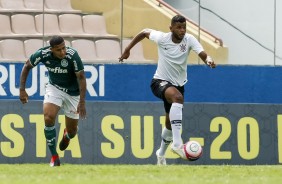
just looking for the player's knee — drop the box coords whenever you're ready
[67,129,77,139]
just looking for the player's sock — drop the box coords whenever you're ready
[158,127,172,156]
[44,126,58,156]
[170,103,183,148]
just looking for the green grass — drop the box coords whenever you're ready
[0,164,282,184]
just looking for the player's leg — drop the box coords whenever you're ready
[59,117,78,151]
[164,86,185,158]
[59,94,80,151]
[43,102,61,166]
[151,79,173,165]
[156,113,172,165]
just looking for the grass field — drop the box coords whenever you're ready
[0,164,281,184]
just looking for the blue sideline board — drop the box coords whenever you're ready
[1,62,282,103]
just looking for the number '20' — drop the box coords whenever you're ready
[210,117,259,160]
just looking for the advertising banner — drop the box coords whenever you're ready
[0,100,281,165]
[1,62,282,103]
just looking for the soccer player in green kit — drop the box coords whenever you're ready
[19,36,87,167]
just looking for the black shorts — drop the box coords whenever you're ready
[150,79,184,113]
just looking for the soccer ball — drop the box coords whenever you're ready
[183,140,203,161]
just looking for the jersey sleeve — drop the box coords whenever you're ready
[188,35,204,54]
[149,30,164,44]
[72,50,84,72]
[29,49,43,67]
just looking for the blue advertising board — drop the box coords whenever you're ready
[1,62,282,103]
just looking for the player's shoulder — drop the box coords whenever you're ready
[184,33,197,40]
[34,46,51,57]
[66,46,78,55]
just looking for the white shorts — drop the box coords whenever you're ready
[44,83,80,119]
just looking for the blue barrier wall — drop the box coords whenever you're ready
[1,62,282,103]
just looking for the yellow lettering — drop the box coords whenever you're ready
[0,114,24,157]
[210,117,232,159]
[30,114,46,157]
[131,116,154,158]
[101,115,124,158]
[278,115,282,163]
[237,117,259,160]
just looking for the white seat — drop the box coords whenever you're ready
[24,39,46,58]
[59,14,84,34]
[71,39,98,62]
[0,14,14,37]
[23,0,43,10]
[0,39,26,61]
[45,0,81,13]
[35,14,61,35]
[82,15,118,39]
[122,39,152,63]
[11,14,41,36]
[95,39,121,61]
[0,0,25,10]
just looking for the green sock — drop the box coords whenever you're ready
[44,126,58,156]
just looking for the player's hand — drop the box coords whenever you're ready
[77,101,86,120]
[19,89,29,104]
[207,60,216,68]
[118,50,130,63]
[206,56,216,68]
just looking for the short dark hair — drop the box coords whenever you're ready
[171,15,186,25]
[49,36,64,47]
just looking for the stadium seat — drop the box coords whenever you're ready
[35,14,61,35]
[58,14,84,35]
[71,39,98,62]
[0,0,26,10]
[0,14,14,37]
[82,15,118,39]
[0,39,26,61]
[11,14,41,36]
[23,0,43,10]
[122,39,152,63]
[95,39,121,61]
[45,0,81,13]
[24,39,46,58]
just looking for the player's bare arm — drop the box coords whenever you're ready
[19,60,33,104]
[199,51,216,68]
[119,29,151,62]
[76,70,87,119]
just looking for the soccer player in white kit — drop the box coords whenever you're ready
[119,15,216,165]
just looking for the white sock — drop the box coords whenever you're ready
[170,103,183,148]
[158,127,172,156]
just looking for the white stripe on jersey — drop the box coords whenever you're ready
[149,30,204,86]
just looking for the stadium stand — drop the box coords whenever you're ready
[11,14,41,36]
[0,14,14,38]
[34,13,61,35]
[24,39,46,58]
[71,39,99,63]
[58,13,95,37]
[82,15,118,39]
[0,39,26,61]
[44,0,82,13]
[0,0,148,63]
[95,39,121,61]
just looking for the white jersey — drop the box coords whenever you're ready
[149,29,204,86]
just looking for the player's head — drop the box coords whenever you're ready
[170,15,186,42]
[49,35,66,59]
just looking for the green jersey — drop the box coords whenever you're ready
[29,46,84,96]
